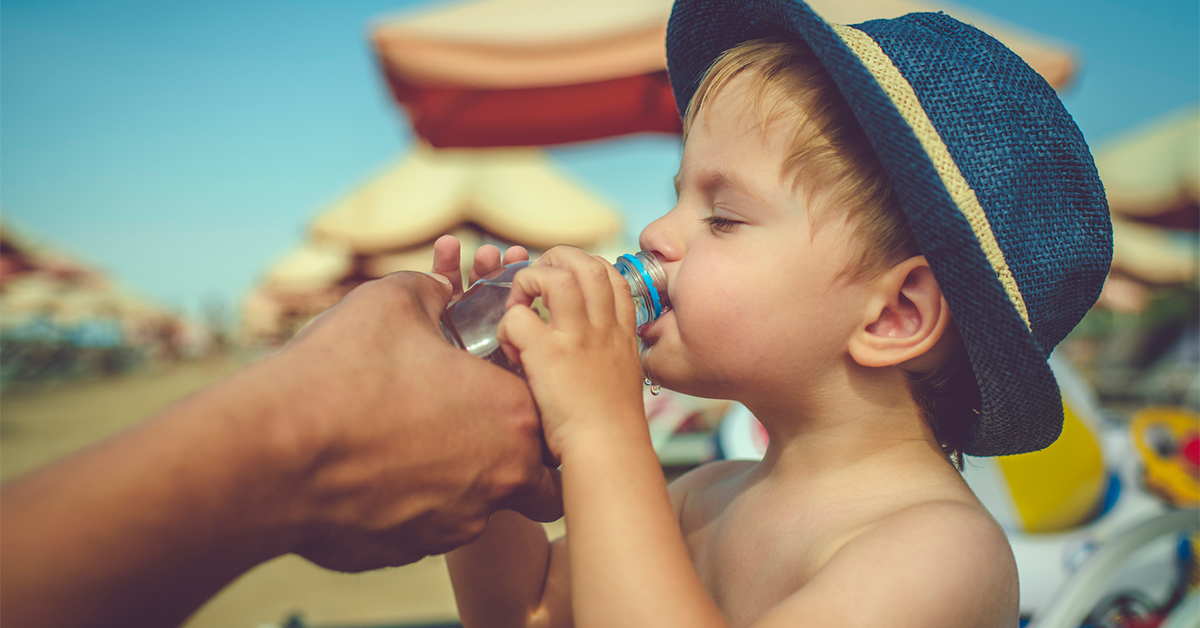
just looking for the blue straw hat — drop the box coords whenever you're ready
[667,0,1112,456]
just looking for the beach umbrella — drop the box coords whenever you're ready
[54,288,122,326]
[371,0,1077,148]
[262,240,356,295]
[0,230,39,285]
[246,144,627,342]
[0,222,105,288]
[1096,106,1199,228]
[1,276,127,335]
[310,144,622,253]
[1093,107,1199,286]
[1108,219,1197,286]
[0,275,64,329]
[363,225,484,279]
[240,288,286,341]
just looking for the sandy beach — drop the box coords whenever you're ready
[1,357,565,627]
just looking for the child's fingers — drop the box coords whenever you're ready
[603,263,638,331]
[495,304,544,367]
[431,235,465,297]
[508,265,589,333]
[535,247,618,327]
[468,244,503,286]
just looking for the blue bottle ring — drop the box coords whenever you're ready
[620,254,663,318]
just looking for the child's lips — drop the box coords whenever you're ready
[638,309,670,343]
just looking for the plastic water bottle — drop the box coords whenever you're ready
[440,252,669,376]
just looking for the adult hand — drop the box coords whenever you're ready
[279,270,562,571]
[0,271,561,628]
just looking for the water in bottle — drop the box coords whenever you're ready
[441,252,669,376]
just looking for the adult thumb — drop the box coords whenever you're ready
[384,271,453,324]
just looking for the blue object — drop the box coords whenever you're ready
[620,253,664,318]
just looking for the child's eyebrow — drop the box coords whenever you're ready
[675,170,767,206]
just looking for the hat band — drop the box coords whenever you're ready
[831,24,1032,330]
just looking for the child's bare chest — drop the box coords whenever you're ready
[680,489,861,627]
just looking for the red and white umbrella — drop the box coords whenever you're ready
[371,0,1077,148]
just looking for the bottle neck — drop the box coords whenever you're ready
[616,252,669,329]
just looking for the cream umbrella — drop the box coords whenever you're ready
[0,274,64,329]
[310,144,622,254]
[469,148,622,249]
[1109,218,1196,286]
[363,225,484,279]
[311,146,473,254]
[1093,107,1199,286]
[53,288,122,326]
[1095,106,1199,220]
[262,240,356,295]
[240,288,286,341]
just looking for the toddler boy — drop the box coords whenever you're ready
[440,0,1111,626]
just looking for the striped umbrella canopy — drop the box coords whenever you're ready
[371,0,1077,147]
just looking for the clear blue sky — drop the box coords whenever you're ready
[2,0,1197,319]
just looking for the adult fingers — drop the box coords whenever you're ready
[431,235,465,297]
[501,245,530,267]
[468,245,503,286]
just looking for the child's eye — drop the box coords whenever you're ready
[703,216,742,233]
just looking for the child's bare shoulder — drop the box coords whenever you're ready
[786,498,1019,627]
[863,498,1015,577]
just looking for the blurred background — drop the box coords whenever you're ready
[2,0,1197,627]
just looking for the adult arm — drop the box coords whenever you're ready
[0,271,562,628]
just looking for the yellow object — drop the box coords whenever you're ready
[995,400,1108,532]
[1131,406,1200,508]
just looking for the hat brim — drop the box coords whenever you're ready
[666,0,1073,456]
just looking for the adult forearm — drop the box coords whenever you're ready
[0,358,306,628]
[446,510,561,628]
[560,429,725,628]
[0,270,563,627]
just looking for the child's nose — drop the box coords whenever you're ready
[638,208,685,263]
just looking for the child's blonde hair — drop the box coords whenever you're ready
[683,37,912,280]
[683,37,978,464]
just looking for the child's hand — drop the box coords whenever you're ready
[430,234,530,299]
[497,246,647,460]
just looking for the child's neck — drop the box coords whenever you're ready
[742,361,947,482]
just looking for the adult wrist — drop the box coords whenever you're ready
[177,355,326,558]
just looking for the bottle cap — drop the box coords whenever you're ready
[620,253,664,318]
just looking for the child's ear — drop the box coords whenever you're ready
[847,256,950,368]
